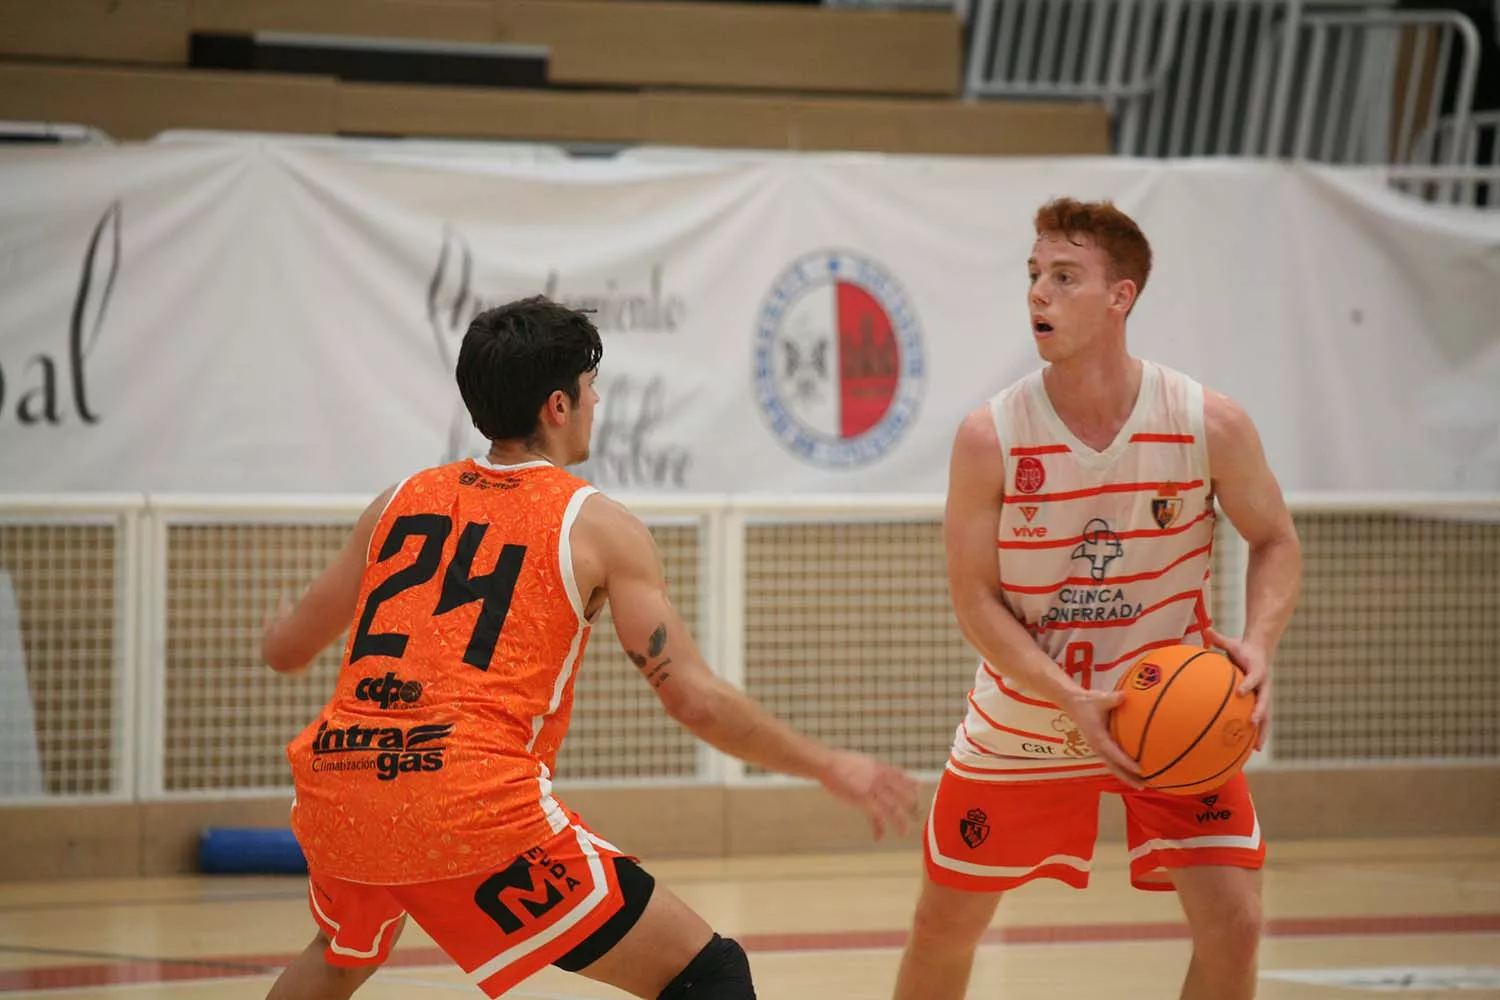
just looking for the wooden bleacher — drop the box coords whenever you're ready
[0,0,1111,155]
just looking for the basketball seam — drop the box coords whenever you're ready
[1140,653,1236,783]
[1130,649,1214,765]
[1151,738,1255,792]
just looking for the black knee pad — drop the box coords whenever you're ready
[657,933,755,999]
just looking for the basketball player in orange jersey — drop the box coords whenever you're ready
[258,296,920,1000]
[892,199,1303,1000]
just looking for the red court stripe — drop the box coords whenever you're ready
[3,914,1497,991]
[1010,444,1071,456]
[734,913,1500,952]
[1129,433,1195,444]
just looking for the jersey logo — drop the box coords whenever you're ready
[1070,518,1123,581]
[959,808,990,849]
[1014,456,1046,494]
[1020,505,1040,523]
[1152,482,1183,529]
[1051,714,1092,757]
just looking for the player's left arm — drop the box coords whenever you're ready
[1204,390,1303,745]
[261,486,395,675]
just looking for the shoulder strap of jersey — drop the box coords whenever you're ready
[557,484,599,622]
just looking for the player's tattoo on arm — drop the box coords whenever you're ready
[628,623,673,689]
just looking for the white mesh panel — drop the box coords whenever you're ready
[742,519,975,776]
[162,520,350,793]
[1271,511,1500,761]
[159,516,708,794]
[0,519,120,798]
[555,523,702,781]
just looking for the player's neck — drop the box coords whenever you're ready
[1042,344,1143,443]
[485,438,563,468]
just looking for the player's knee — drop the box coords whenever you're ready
[657,934,754,1000]
[909,892,997,952]
[1194,899,1263,970]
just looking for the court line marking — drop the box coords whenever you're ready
[3,849,1496,915]
[2,912,1498,993]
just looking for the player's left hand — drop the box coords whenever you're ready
[1206,629,1270,750]
[817,749,922,841]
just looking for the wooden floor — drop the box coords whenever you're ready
[0,837,1496,998]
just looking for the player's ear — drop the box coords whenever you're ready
[1111,278,1138,315]
[540,389,569,426]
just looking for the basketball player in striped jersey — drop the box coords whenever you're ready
[893,199,1303,1000]
[259,296,919,1000]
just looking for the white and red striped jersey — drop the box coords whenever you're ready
[950,360,1215,782]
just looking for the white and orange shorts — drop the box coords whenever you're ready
[925,767,1263,892]
[305,819,634,997]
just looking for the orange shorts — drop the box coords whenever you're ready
[306,819,632,997]
[924,768,1264,893]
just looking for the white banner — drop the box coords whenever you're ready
[1,136,1496,495]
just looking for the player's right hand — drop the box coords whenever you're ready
[816,749,922,841]
[1062,689,1144,789]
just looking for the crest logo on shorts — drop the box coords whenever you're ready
[753,250,925,469]
[959,808,991,849]
[1132,663,1162,691]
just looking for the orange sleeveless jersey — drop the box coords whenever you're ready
[286,459,599,885]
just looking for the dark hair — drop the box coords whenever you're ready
[456,296,603,442]
[1034,197,1153,295]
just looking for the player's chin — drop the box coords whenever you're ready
[1033,332,1066,362]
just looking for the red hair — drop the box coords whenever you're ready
[1034,198,1153,294]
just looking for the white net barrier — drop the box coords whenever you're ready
[0,517,121,798]
[155,513,704,795]
[2,498,1495,802]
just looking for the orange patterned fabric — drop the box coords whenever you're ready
[287,460,597,885]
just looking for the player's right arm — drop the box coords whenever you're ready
[944,408,1141,784]
[578,495,920,839]
[261,485,395,675]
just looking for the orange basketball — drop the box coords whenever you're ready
[1108,644,1258,796]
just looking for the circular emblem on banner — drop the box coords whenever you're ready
[752,250,925,469]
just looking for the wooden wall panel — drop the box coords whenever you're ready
[3,767,1493,880]
[0,60,1106,155]
[0,63,337,140]
[494,0,960,95]
[0,804,144,881]
[338,81,642,142]
[641,91,1112,156]
[0,0,189,64]
[188,0,494,43]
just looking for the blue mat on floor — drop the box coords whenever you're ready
[199,826,308,875]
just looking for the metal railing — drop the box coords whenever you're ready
[963,0,1490,174]
[1264,9,1482,164]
